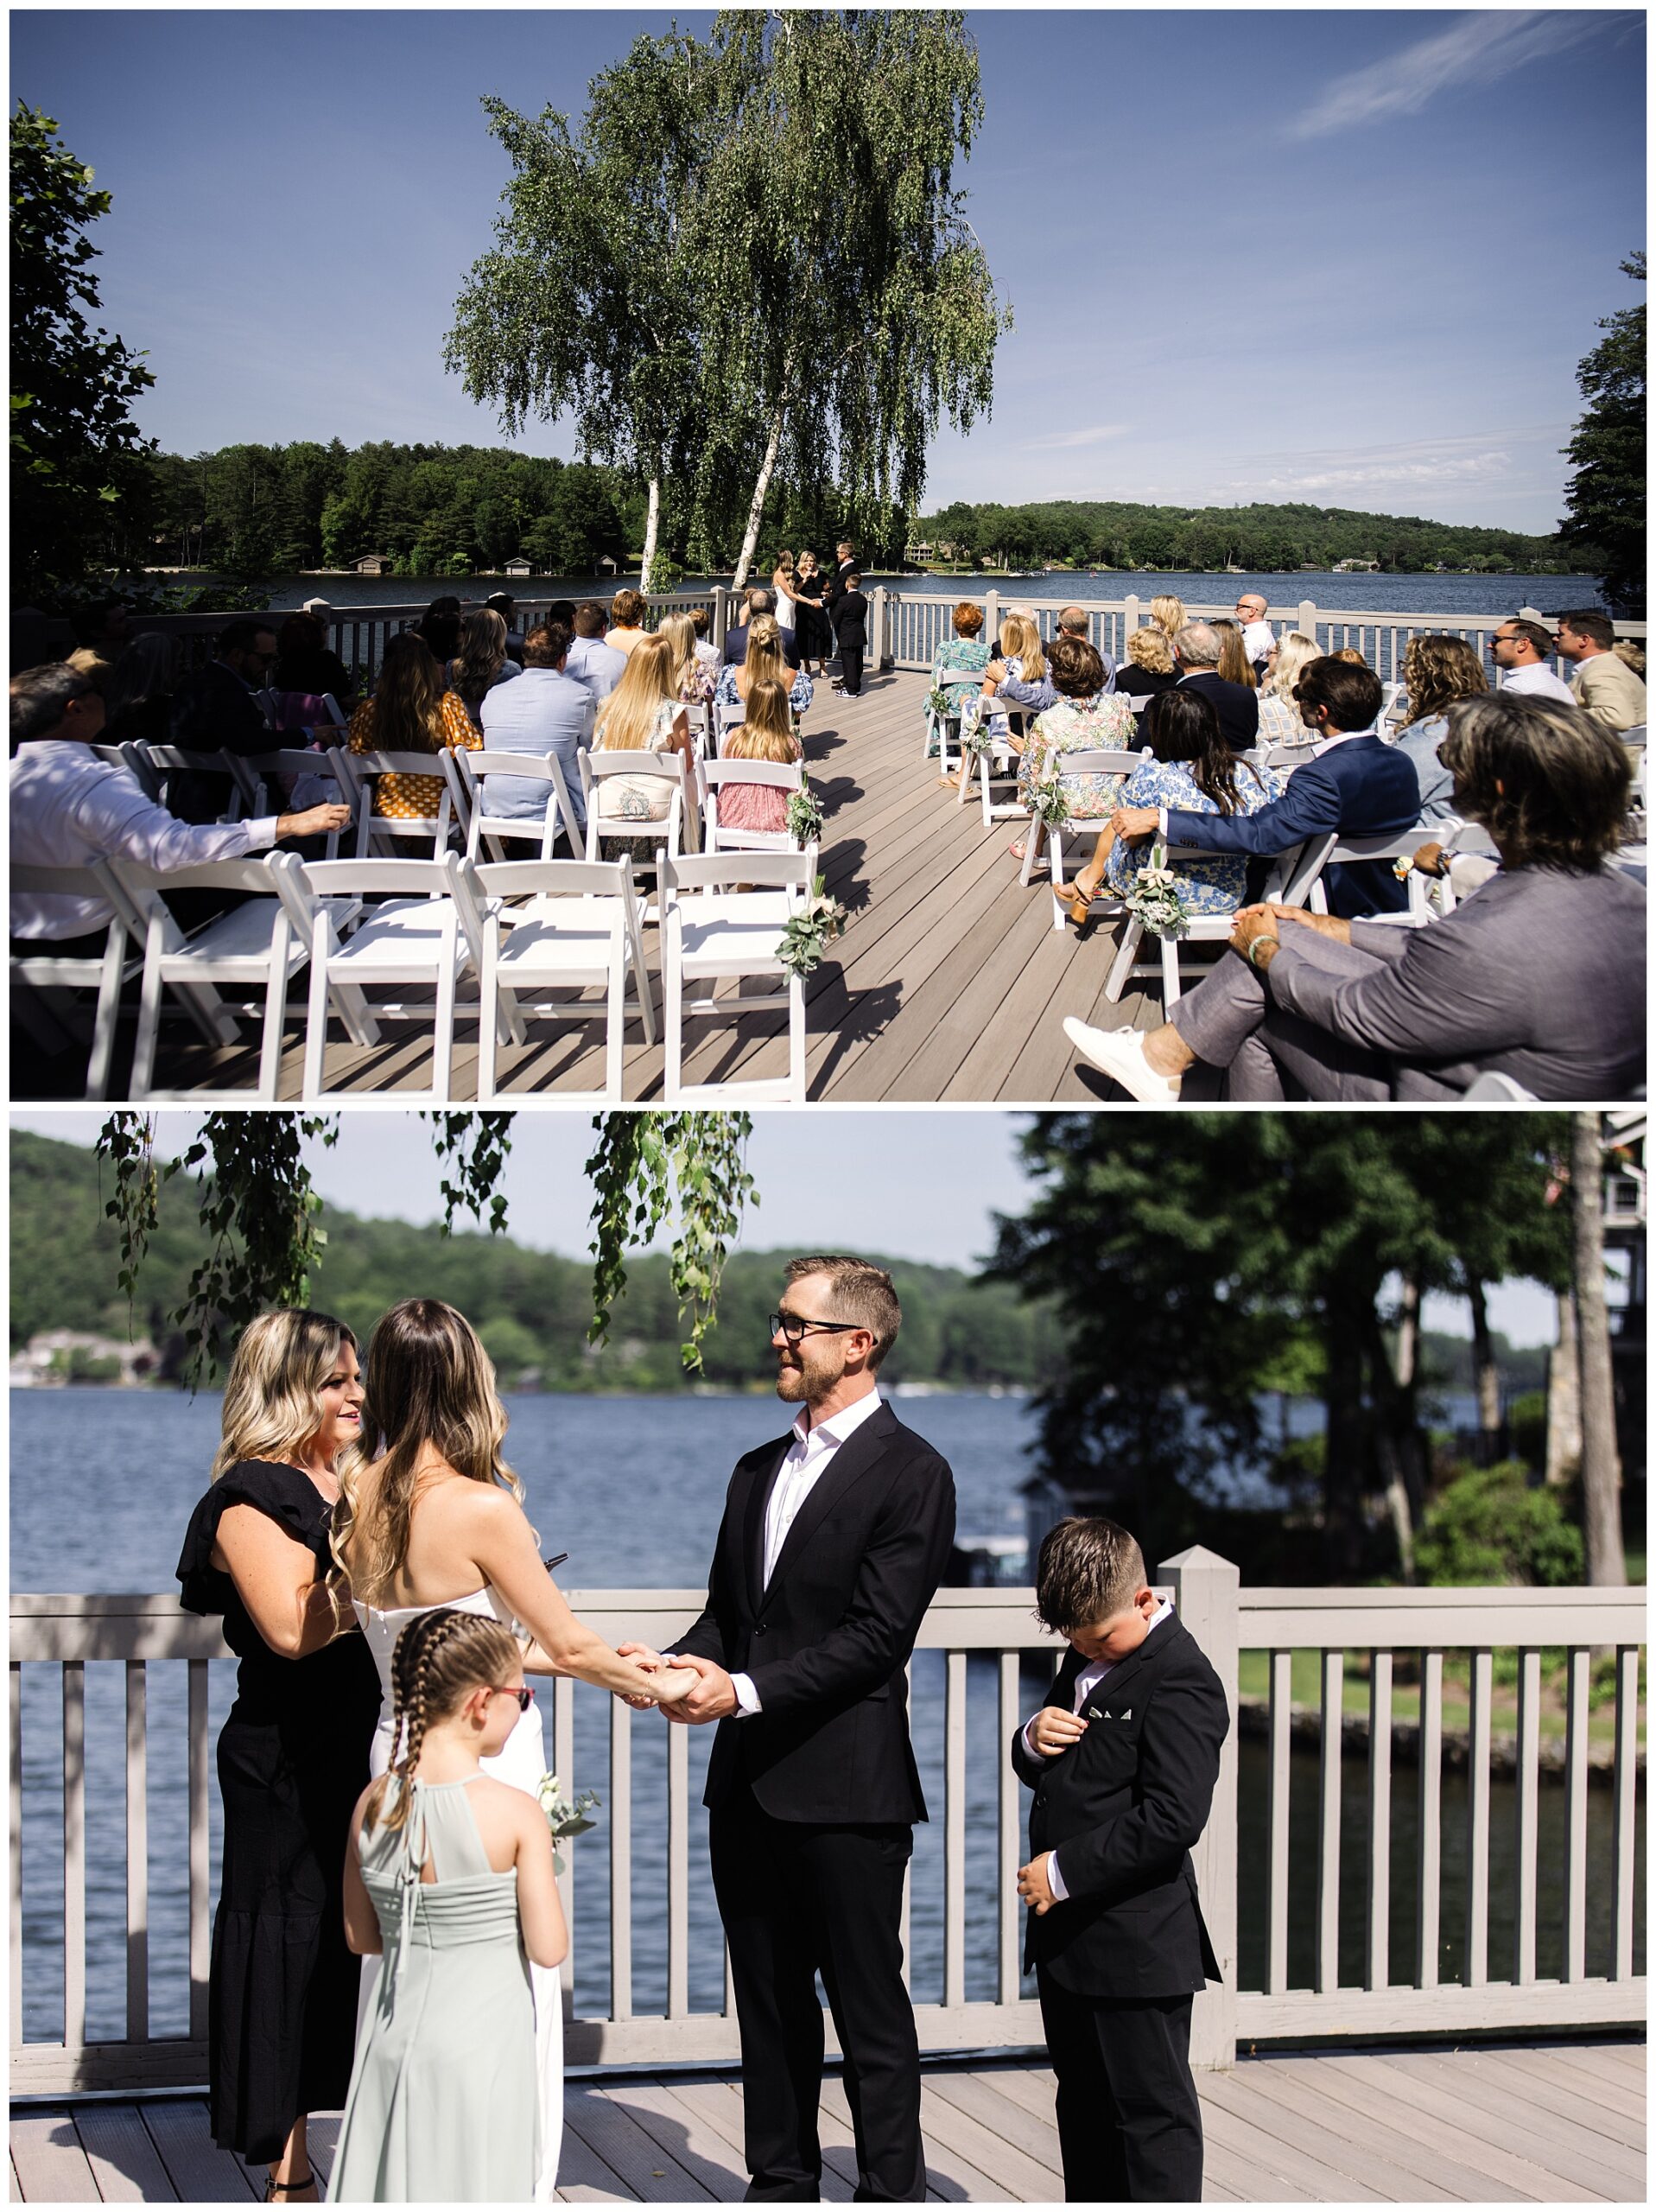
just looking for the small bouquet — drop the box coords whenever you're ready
[786,782,825,848]
[924,685,958,721]
[1029,772,1074,830]
[775,874,848,978]
[1124,842,1190,939]
[536,1772,600,1876]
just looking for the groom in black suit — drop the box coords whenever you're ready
[636,1255,955,2202]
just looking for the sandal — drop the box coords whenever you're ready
[266,2171,315,2201]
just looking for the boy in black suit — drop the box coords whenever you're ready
[1012,1516,1228,2202]
[831,571,870,697]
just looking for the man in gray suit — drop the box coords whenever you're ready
[1063,694,1645,1102]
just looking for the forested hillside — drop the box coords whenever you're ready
[10,1134,1056,1391]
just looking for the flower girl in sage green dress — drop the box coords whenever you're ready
[330,1609,565,2203]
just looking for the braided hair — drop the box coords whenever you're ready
[365,1607,524,1834]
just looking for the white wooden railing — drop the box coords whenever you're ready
[10,1555,1646,2096]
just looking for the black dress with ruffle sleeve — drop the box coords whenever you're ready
[176,1459,382,2167]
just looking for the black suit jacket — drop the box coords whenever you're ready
[1011,1612,1228,1999]
[722,620,802,670]
[168,661,271,823]
[674,1401,955,1825]
[1174,671,1259,754]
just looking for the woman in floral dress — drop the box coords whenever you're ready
[1012,633,1138,858]
[1053,686,1282,925]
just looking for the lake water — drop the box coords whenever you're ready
[12,1389,1642,2045]
[172,570,1604,620]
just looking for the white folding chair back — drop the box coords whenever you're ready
[466,855,655,1102]
[237,747,356,855]
[1461,1070,1539,1100]
[700,758,804,853]
[680,700,714,759]
[579,750,689,872]
[714,699,748,753]
[1123,695,1153,713]
[10,862,143,1099]
[660,848,815,1104]
[1019,748,1151,920]
[1306,829,1437,924]
[346,748,468,859]
[456,749,580,863]
[282,852,483,1098]
[132,742,245,823]
[105,854,305,1099]
[1098,841,1306,1007]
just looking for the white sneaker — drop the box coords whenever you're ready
[1063,1019,1182,1102]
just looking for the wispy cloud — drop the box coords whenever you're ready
[1021,423,1132,452]
[1289,10,1610,139]
[1234,451,1516,497]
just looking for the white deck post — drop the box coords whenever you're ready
[872,585,889,670]
[1159,1545,1239,2069]
[712,583,729,653]
[1298,599,1319,648]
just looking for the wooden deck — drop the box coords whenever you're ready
[11,2041,1646,2202]
[35,667,1189,1103]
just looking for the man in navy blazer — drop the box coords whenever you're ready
[1112,657,1418,916]
[1170,623,1259,753]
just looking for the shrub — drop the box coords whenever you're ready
[1414,1459,1583,1587]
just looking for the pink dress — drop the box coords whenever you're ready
[717,777,792,835]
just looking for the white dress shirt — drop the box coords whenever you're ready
[727,1385,887,1718]
[1025,1598,1174,1901]
[1240,619,1275,663]
[1500,663,1577,705]
[10,741,278,939]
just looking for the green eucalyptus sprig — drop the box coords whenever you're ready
[775,875,847,980]
[785,781,825,847]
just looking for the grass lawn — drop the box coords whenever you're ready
[1236,1646,1646,1748]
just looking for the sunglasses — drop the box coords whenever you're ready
[487,1685,536,1712]
[769,1310,865,1344]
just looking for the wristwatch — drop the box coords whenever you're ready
[1247,933,1279,969]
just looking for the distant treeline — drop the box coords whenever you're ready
[913,497,1596,578]
[9,1134,1057,1392]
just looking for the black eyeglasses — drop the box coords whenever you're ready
[770,1310,864,1344]
[487,1685,536,1712]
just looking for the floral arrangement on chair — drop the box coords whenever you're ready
[1123,841,1190,939]
[786,783,825,847]
[536,1772,600,1876]
[775,875,848,978]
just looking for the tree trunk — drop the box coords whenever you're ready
[1545,1288,1583,1485]
[1571,1113,1626,1586]
[1323,1306,1370,1579]
[639,476,661,596]
[1365,1286,1426,1583]
[733,402,786,593]
[1466,1277,1502,1463]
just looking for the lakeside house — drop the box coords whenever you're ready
[9,1330,160,1387]
[504,556,533,576]
[350,552,393,575]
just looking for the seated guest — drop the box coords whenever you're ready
[1054,688,1282,927]
[716,677,803,838]
[1064,696,1644,1103]
[1149,594,1185,647]
[714,616,813,715]
[485,591,527,664]
[591,633,692,833]
[102,632,180,750]
[10,662,347,951]
[346,633,479,825]
[446,607,521,728]
[64,648,113,693]
[413,597,462,668]
[1557,608,1646,734]
[1613,639,1646,677]
[478,620,594,842]
[563,601,628,703]
[1116,626,1179,721]
[1235,592,1275,676]
[1009,635,1120,860]
[1171,623,1259,753]
[1392,634,1488,825]
[1332,645,1370,669]
[71,598,135,663]
[929,601,991,702]
[1050,604,1115,691]
[965,614,1051,752]
[545,598,578,632]
[606,588,650,657]
[659,610,715,703]
[1114,658,1418,916]
[689,607,721,678]
[723,587,802,670]
[270,611,354,706]
[1490,616,1576,703]
[1254,632,1321,747]
[1209,620,1259,691]
[169,617,280,823]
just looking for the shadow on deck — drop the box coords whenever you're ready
[11,2039,1646,2202]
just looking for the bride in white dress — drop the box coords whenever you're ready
[331,1300,696,2202]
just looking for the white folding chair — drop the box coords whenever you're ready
[455,749,581,863]
[467,855,656,1102]
[235,747,357,857]
[105,854,333,1100]
[343,748,470,860]
[1461,1070,1539,1100]
[660,849,815,1104]
[680,699,715,760]
[1306,830,1439,925]
[131,742,244,823]
[714,700,748,753]
[1019,749,1150,925]
[956,708,1031,825]
[580,751,690,878]
[700,759,805,854]
[1100,845,1303,1008]
[10,862,144,1099]
[923,688,973,772]
[281,853,484,1099]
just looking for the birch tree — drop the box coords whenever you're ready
[703,10,1010,588]
[444,31,716,592]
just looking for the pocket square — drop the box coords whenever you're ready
[1088,1706,1130,1720]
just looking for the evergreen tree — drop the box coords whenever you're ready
[1560,253,1646,613]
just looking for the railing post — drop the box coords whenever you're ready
[1298,598,1318,648]
[872,584,888,671]
[984,588,999,645]
[1159,1545,1238,2070]
[712,583,729,653]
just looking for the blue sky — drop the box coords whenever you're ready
[13,1109,1560,1343]
[10,10,1645,533]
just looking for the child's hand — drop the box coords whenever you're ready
[1031,1705,1088,1758]
[1018,1853,1058,1915]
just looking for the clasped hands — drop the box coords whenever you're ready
[616,1643,738,1723]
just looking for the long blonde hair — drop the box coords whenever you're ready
[1008,613,1046,684]
[330,1298,526,1607]
[365,1607,523,1834]
[1262,631,1320,702]
[1150,594,1185,642]
[594,633,676,752]
[725,677,800,764]
[657,610,699,698]
[1211,620,1257,690]
[738,614,790,700]
[213,1309,357,1481]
